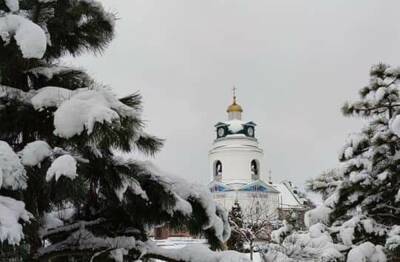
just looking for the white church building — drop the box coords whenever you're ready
[208,93,309,221]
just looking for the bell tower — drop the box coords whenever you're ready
[208,92,306,219]
[209,91,264,183]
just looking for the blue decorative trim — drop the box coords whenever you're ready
[239,184,269,192]
[209,184,232,193]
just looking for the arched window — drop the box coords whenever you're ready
[251,160,259,180]
[214,160,222,181]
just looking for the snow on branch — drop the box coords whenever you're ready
[142,242,250,262]
[140,161,231,243]
[20,140,52,166]
[115,176,148,202]
[2,85,143,147]
[40,218,106,239]
[38,228,249,262]
[46,154,78,182]
[0,14,47,58]
[51,87,138,138]
[37,228,137,260]
[0,85,33,104]
[31,86,75,110]
[0,141,31,245]
[5,0,19,12]
[0,140,27,190]
[28,66,83,80]
[0,196,32,245]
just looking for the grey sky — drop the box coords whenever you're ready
[68,0,400,186]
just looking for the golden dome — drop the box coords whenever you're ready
[227,96,243,113]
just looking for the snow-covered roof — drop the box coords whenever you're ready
[272,181,306,209]
[225,120,244,133]
[209,180,234,192]
[208,178,307,210]
[224,180,248,190]
[238,179,280,194]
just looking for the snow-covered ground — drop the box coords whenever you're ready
[153,237,261,262]
[154,237,207,249]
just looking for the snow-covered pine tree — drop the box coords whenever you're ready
[227,201,245,252]
[262,64,400,262]
[306,168,343,201]
[330,63,400,259]
[0,1,246,261]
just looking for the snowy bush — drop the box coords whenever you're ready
[347,242,386,262]
[304,205,332,228]
[386,226,400,256]
[271,220,292,244]
[262,223,344,262]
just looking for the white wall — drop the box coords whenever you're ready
[213,191,280,218]
[208,131,279,219]
[209,135,264,183]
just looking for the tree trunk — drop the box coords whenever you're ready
[250,241,253,261]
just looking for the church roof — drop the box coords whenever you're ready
[238,179,280,193]
[227,95,243,113]
[209,179,307,209]
[225,120,245,133]
[209,180,233,192]
[272,181,307,209]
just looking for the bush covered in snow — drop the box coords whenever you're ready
[263,223,344,262]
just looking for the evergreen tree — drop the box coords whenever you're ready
[0,1,246,261]
[306,168,342,201]
[227,201,245,252]
[262,64,400,261]
[332,63,400,258]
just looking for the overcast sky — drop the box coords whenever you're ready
[67,0,400,186]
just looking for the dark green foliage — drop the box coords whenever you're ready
[0,1,229,261]
[331,63,400,248]
[27,67,94,91]
[306,169,342,201]
[341,63,400,118]
[227,201,245,252]
[18,0,115,59]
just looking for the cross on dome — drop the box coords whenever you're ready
[227,87,243,120]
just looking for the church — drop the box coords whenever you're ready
[155,93,310,239]
[208,93,309,223]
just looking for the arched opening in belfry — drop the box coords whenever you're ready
[251,159,259,180]
[214,160,223,181]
